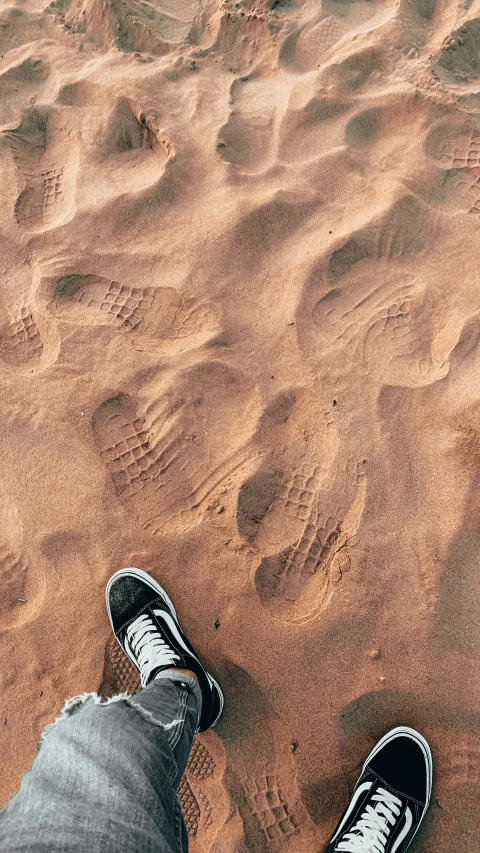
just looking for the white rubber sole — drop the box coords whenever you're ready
[363,725,433,841]
[105,567,224,727]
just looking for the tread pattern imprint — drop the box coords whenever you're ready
[91,363,259,536]
[4,107,79,234]
[40,272,216,351]
[236,390,367,625]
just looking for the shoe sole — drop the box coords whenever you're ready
[105,567,224,728]
[363,725,433,846]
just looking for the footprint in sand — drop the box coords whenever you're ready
[86,97,174,201]
[222,665,320,852]
[253,463,366,625]
[444,730,480,789]
[216,78,276,173]
[427,728,480,850]
[279,2,393,76]
[353,274,447,388]
[178,732,230,853]
[99,633,141,698]
[59,0,200,55]
[326,195,437,279]
[422,122,480,216]
[374,195,438,260]
[306,265,450,388]
[279,16,349,73]
[0,57,50,125]
[0,7,53,58]
[237,390,367,624]
[0,245,58,374]
[0,487,46,633]
[102,99,165,159]
[238,390,339,551]
[4,107,79,234]
[99,633,230,853]
[212,6,273,76]
[277,75,351,165]
[0,306,43,370]
[92,363,258,536]
[40,272,216,351]
[0,545,45,633]
[394,0,435,57]
[239,768,307,850]
[424,122,480,170]
[328,46,385,93]
[434,17,480,84]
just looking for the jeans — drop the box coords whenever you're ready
[0,671,203,853]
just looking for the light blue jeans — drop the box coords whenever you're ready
[0,671,202,853]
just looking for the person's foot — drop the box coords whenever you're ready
[105,567,224,732]
[324,726,432,853]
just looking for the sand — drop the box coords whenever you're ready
[0,0,480,849]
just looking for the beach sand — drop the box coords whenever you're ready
[1,0,480,849]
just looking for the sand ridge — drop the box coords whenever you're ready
[1,0,480,850]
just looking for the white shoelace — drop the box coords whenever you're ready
[335,787,402,853]
[127,614,180,687]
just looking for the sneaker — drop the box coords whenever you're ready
[105,567,224,732]
[324,726,432,853]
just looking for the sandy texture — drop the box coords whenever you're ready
[1,0,480,849]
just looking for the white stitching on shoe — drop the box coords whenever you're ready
[391,809,413,853]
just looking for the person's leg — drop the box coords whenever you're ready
[0,566,224,853]
[0,670,202,853]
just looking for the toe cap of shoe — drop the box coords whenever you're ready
[107,574,160,631]
[367,733,430,805]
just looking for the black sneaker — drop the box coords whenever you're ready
[105,567,224,732]
[324,726,432,853]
